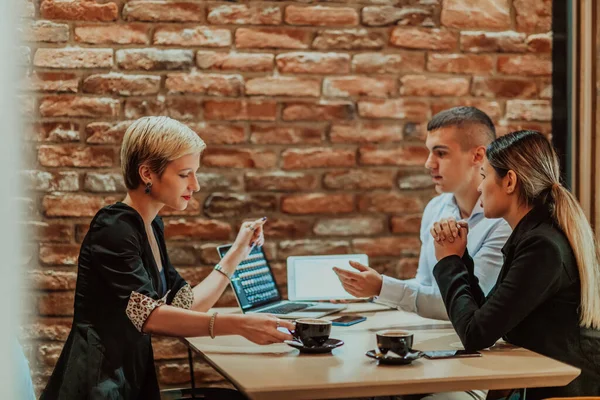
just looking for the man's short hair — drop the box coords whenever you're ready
[427,106,496,150]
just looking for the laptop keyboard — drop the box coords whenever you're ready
[258,303,311,314]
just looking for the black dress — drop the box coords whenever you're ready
[433,205,600,399]
[41,202,194,400]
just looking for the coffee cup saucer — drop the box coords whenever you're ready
[365,349,423,365]
[285,338,344,354]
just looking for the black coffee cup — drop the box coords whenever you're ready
[376,330,414,357]
[292,318,331,347]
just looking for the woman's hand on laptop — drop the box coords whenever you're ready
[238,314,295,345]
[333,261,383,298]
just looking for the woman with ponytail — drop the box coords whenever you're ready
[430,130,600,399]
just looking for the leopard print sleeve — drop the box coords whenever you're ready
[171,284,193,310]
[126,291,165,332]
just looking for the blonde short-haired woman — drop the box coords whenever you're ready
[41,116,294,400]
[431,130,600,399]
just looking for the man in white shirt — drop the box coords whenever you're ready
[334,106,512,400]
[335,106,511,320]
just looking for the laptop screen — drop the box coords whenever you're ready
[217,245,281,311]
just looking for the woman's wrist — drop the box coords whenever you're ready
[212,314,244,337]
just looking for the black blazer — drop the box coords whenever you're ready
[41,203,192,400]
[433,205,600,399]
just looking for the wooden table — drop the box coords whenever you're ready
[184,304,580,400]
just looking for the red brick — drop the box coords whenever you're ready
[539,80,552,99]
[498,54,552,76]
[40,0,118,22]
[123,1,204,22]
[207,4,281,25]
[282,194,354,214]
[358,192,423,213]
[163,218,231,240]
[24,20,69,42]
[506,100,551,121]
[34,122,80,142]
[75,24,149,44]
[323,169,395,190]
[204,100,276,121]
[427,54,494,74]
[38,291,75,316]
[246,77,321,97]
[196,172,243,192]
[245,172,318,192]
[204,194,277,218]
[314,217,384,236]
[236,28,310,49]
[166,73,243,96]
[276,52,350,74]
[39,244,80,265]
[358,99,429,121]
[26,221,74,243]
[391,214,423,234]
[124,97,203,121]
[23,170,79,191]
[250,124,323,145]
[25,72,79,93]
[85,121,131,144]
[526,32,552,53]
[282,101,354,121]
[282,148,356,170]
[153,26,231,47]
[390,28,458,50]
[472,77,538,98]
[22,317,72,341]
[359,145,429,166]
[188,122,246,145]
[313,29,385,50]
[441,0,510,29]
[514,0,551,33]
[262,218,313,239]
[400,75,470,97]
[362,6,433,26]
[116,49,194,70]
[324,76,396,98]
[496,122,551,137]
[197,51,273,72]
[431,99,502,120]
[38,343,65,368]
[353,237,421,257]
[83,73,160,96]
[278,239,351,259]
[157,361,225,386]
[202,148,277,169]
[460,31,527,53]
[330,122,403,143]
[34,47,113,69]
[84,172,126,192]
[285,5,358,26]
[152,337,188,360]
[39,96,119,118]
[38,144,113,167]
[352,52,425,74]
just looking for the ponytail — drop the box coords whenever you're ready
[552,184,600,329]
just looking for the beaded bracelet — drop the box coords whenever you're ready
[209,312,218,339]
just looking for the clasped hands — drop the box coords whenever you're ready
[431,217,469,261]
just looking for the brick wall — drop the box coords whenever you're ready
[21,0,552,393]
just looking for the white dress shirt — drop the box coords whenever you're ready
[376,193,512,320]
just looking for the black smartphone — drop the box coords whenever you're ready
[331,315,366,326]
[423,350,482,359]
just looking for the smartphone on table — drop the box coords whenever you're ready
[331,315,366,326]
[423,350,481,359]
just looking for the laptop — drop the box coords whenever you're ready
[217,244,346,319]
